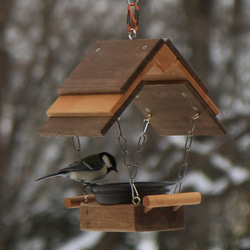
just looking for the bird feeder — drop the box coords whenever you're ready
[39,38,225,232]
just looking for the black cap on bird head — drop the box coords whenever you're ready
[99,152,118,173]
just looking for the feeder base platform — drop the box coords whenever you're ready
[79,202,185,232]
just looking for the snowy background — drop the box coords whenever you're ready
[0,0,250,249]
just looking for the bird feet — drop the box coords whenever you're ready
[82,182,91,203]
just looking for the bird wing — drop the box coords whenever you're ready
[58,157,103,174]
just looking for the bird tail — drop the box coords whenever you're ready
[35,173,61,181]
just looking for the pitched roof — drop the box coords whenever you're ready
[39,38,225,137]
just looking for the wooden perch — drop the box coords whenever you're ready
[143,192,202,213]
[64,195,96,209]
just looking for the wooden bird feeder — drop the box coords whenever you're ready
[39,38,225,232]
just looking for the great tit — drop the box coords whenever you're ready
[35,152,117,183]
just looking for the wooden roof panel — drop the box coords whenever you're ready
[39,117,113,137]
[58,39,165,95]
[134,81,225,135]
[47,94,123,117]
[39,39,225,137]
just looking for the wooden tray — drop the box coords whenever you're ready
[64,192,202,232]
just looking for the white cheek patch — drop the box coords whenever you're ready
[102,155,112,167]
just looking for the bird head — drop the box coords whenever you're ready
[100,152,118,173]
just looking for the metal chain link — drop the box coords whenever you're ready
[72,136,81,161]
[117,114,151,204]
[117,119,131,167]
[175,113,200,193]
[131,114,151,177]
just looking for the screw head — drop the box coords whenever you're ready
[182,93,187,98]
[95,48,101,52]
[142,45,148,50]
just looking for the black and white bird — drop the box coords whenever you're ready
[35,152,117,183]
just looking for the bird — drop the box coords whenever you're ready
[35,152,117,183]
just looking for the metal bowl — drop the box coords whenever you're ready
[91,181,175,205]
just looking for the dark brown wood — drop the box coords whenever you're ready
[79,202,185,232]
[134,81,226,135]
[153,43,177,73]
[143,42,215,114]
[164,39,209,94]
[134,205,185,232]
[39,38,225,137]
[39,116,112,137]
[39,79,145,137]
[58,39,165,95]
[39,80,225,137]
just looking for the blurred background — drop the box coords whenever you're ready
[0,0,249,249]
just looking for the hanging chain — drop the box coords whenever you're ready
[132,114,151,174]
[72,136,81,161]
[126,0,139,40]
[117,114,151,204]
[175,113,200,193]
